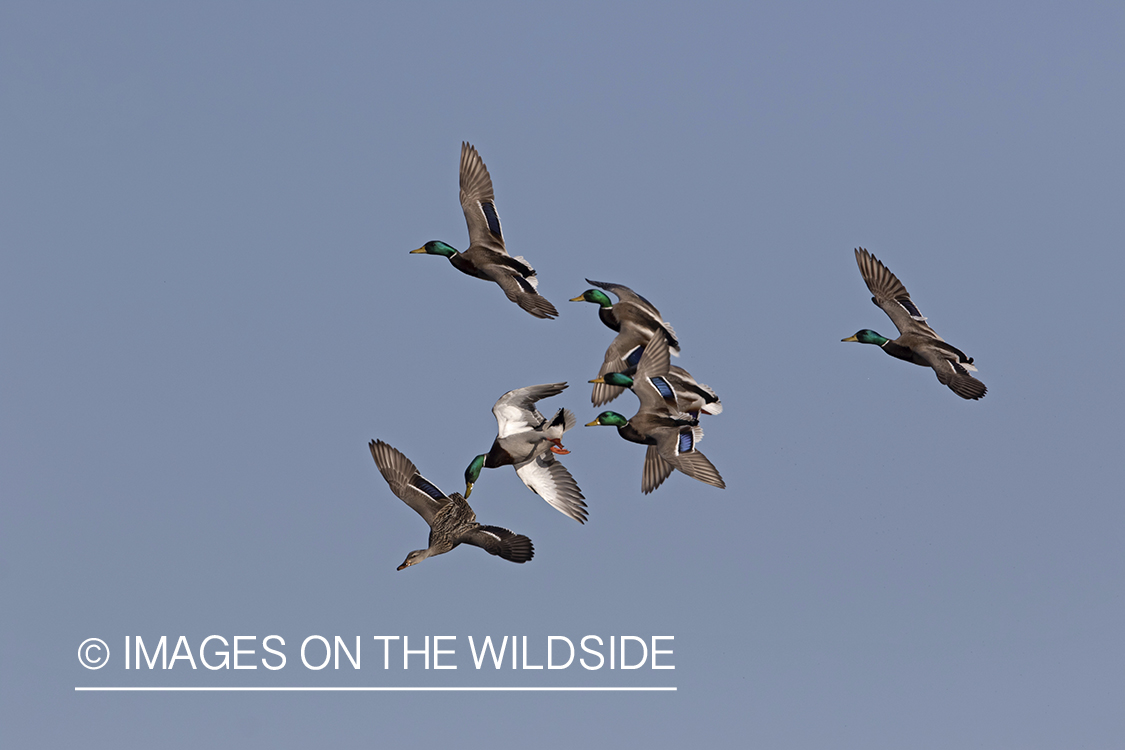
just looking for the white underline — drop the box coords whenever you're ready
[75,686,676,692]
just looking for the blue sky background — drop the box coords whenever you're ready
[2,2,1123,747]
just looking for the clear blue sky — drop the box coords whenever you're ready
[2,2,1123,747]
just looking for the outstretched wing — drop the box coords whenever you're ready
[514,452,588,524]
[592,340,644,407]
[462,525,535,563]
[369,440,449,524]
[586,279,680,353]
[917,349,988,400]
[484,267,560,319]
[630,333,675,414]
[663,449,726,490]
[669,365,723,415]
[642,445,676,494]
[460,142,508,255]
[854,248,942,339]
[493,383,569,438]
[652,422,726,491]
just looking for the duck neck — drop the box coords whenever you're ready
[617,423,655,445]
[485,440,512,468]
[598,306,621,332]
[881,340,916,362]
[449,252,480,276]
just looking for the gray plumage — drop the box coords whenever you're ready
[410,143,558,319]
[587,334,725,494]
[845,248,986,400]
[595,363,722,419]
[664,366,723,418]
[369,440,534,570]
[574,280,680,406]
[469,383,588,524]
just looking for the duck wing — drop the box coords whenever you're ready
[485,267,559,319]
[585,279,680,353]
[493,383,569,440]
[663,448,726,490]
[855,248,942,339]
[642,445,676,494]
[459,142,508,255]
[651,420,726,491]
[513,452,588,524]
[592,338,645,407]
[461,525,535,563]
[630,333,676,415]
[369,440,449,524]
[916,347,988,400]
[669,365,722,415]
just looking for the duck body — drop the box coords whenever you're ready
[844,248,986,400]
[369,440,534,570]
[410,143,558,319]
[587,409,724,494]
[570,279,679,406]
[465,383,587,524]
[667,366,723,417]
[586,334,725,494]
[595,365,722,419]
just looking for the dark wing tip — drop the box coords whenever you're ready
[518,293,559,319]
[584,279,620,295]
[369,439,405,471]
[472,525,536,563]
[498,531,535,563]
[503,534,535,563]
[950,375,988,400]
[674,450,726,490]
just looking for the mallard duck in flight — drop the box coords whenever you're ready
[586,333,725,494]
[570,279,679,406]
[411,143,558,319]
[464,383,587,524]
[843,247,986,400]
[369,440,534,570]
[591,365,721,419]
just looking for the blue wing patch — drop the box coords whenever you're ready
[624,346,644,368]
[677,430,694,454]
[897,296,924,319]
[481,201,502,238]
[410,476,445,501]
[651,376,675,400]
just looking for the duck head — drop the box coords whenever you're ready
[569,289,613,307]
[463,454,486,498]
[410,240,458,258]
[589,373,635,387]
[842,329,889,346]
[586,411,630,427]
[397,548,432,571]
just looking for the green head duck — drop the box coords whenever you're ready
[586,411,630,427]
[589,373,635,388]
[463,454,486,497]
[411,240,458,258]
[569,289,613,307]
[842,329,890,346]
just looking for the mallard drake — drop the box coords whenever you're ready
[591,366,722,419]
[843,248,986,400]
[570,279,679,406]
[369,440,534,570]
[585,334,725,494]
[464,383,587,524]
[411,142,558,319]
